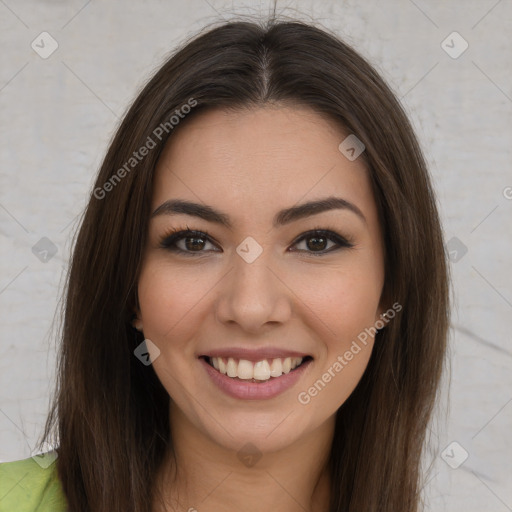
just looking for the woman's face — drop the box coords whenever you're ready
[136,105,386,453]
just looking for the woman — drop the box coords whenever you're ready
[0,16,450,512]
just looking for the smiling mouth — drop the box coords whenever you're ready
[200,355,313,383]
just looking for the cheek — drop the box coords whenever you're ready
[291,261,383,342]
[137,261,215,350]
[293,266,380,413]
[289,260,382,404]
[137,261,217,398]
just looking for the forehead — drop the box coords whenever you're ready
[152,106,376,225]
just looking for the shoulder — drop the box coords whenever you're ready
[0,451,68,512]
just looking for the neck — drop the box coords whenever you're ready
[153,403,334,512]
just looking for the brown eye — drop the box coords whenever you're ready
[160,228,353,256]
[291,229,353,255]
[160,230,219,254]
[305,234,329,251]
[183,235,206,251]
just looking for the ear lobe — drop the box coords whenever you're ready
[374,301,387,325]
[132,317,144,332]
[131,308,143,332]
[375,283,391,325]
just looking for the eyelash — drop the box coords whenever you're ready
[158,224,355,257]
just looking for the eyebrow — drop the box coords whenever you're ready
[151,196,366,228]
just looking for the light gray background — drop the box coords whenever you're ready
[1,1,511,511]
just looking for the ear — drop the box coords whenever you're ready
[374,285,390,326]
[132,314,144,332]
[131,298,143,332]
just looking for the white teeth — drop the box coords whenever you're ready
[226,357,237,378]
[237,359,254,380]
[208,356,304,381]
[269,358,283,378]
[253,360,271,380]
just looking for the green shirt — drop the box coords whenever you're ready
[0,452,68,512]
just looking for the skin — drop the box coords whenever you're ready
[134,105,387,512]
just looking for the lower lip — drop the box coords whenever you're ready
[199,357,313,400]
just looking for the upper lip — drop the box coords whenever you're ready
[199,347,312,362]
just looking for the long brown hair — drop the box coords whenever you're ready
[39,16,450,512]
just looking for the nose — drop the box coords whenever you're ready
[215,248,292,333]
